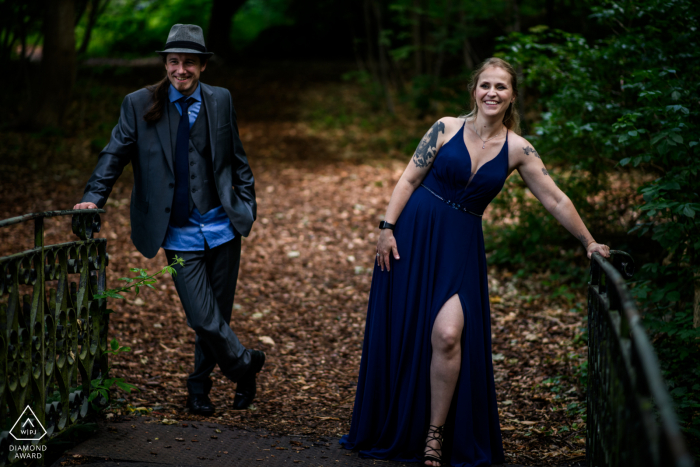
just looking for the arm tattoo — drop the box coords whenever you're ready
[413,121,446,168]
[577,233,587,247]
[542,168,549,176]
[523,146,540,158]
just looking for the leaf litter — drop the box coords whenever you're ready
[0,65,591,466]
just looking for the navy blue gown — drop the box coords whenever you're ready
[341,121,507,466]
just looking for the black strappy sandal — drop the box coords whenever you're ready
[423,424,445,466]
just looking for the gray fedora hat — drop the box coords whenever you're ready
[156,24,213,57]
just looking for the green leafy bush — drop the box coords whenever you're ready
[495,0,700,450]
[79,0,292,58]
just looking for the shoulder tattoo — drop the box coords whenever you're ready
[523,146,540,158]
[413,121,446,168]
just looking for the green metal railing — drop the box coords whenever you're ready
[587,250,694,467]
[0,210,109,465]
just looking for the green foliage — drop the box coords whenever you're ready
[350,0,598,115]
[488,25,622,271]
[107,337,132,355]
[87,338,138,411]
[79,0,211,57]
[496,0,700,448]
[574,360,588,390]
[230,0,293,50]
[643,309,700,439]
[386,0,507,113]
[78,0,292,57]
[93,255,184,301]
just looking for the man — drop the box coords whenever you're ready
[74,24,265,415]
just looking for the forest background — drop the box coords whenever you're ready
[1,0,699,459]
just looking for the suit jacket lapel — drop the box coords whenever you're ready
[156,101,174,175]
[201,83,218,163]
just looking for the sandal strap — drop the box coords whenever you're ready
[426,424,445,443]
[424,424,445,464]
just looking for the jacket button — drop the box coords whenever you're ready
[189,147,194,152]
[191,175,196,179]
[168,182,174,188]
[191,188,196,193]
[190,161,195,166]
[165,207,171,213]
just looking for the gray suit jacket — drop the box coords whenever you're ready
[81,82,256,258]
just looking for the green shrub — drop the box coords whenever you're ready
[495,0,700,451]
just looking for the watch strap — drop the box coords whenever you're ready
[378,221,395,230]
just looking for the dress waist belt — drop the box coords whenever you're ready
[420,184,482,218]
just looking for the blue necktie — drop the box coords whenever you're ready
[171,97,194,227]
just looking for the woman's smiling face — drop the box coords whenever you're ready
[473,66,515,118]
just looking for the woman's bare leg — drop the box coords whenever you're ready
[425,294,464,466]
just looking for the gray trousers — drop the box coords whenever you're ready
[165,236,252,395]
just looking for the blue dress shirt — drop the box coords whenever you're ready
[162,83,236,251]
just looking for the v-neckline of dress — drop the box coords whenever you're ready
[461,120,508,187]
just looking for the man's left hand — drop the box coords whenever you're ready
[73,202,98,210]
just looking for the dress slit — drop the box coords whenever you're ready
[430,293,464,336]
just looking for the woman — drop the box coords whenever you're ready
[340,57,610,467]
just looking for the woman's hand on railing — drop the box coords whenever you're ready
[73,202,98,210]
[587,242,611,259]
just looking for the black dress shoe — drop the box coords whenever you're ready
[232,350,266,410]
[186,394,215,416]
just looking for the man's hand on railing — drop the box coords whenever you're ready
[586,242,611,259]
[73,202,98,210]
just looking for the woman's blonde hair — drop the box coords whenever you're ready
[463,57,521,135]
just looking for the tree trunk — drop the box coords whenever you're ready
[363,0,380,84]
[411,0,422,77]
[458,9,479,70]
[462,38,479,70]
[389,50,406,95]
[695,275,700,328]
[432,0,452,82]
[78,0,110,55]
[206,0,247,60]
[371,0,395,115]
[511,0,522,33]
[694,247,700,328]
[29,0,76,129]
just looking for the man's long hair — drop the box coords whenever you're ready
[143,76,170,123]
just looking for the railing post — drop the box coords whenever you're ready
[33,216,47,434]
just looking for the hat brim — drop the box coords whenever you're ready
[156,48,214,57]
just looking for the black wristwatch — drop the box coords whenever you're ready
[378,221,395,230]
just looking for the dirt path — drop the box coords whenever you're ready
[1,62,588,466]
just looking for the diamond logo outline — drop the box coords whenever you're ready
[10,406,46,441]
